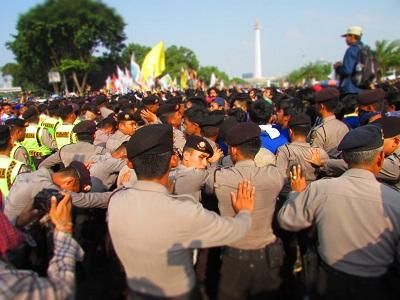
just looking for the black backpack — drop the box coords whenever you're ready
[352,44,378,88]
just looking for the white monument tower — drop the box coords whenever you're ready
[254,20,262,79]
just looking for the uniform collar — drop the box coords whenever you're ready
[133,180,169,195]
[342,168,377,180]
[322,115,336,123]
[234,159,256,167]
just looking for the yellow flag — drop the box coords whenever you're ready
[180,67,188,90]
[141,41,166,83]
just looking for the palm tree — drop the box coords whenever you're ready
[373,40,400,81]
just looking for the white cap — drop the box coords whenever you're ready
[341,26,363,37]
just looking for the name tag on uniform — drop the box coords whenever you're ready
[56,132,69,138]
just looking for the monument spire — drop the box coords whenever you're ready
[254,20,262,79]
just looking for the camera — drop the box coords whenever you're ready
[33,188,63,214]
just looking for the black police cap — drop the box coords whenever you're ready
[165,96,183,105]
[157,103,180,116]
[183,107,206,124]
[288,113,311,128]
[127,124,173,160]
[225,122,261,146]
[73,120,97,135]
[219,117,239,141]
[199,113,225,128]
[142,95,160,106]
[0,125,11,145]
[68,161,92,192]
[337,124,384,152]
[358,88,385,106]
[117,112,136,123]
[372,116,400,138]
[314,87,340,103]
[5,118,28,128]
[184,135,214,157]
[95,95,107,106]
[22,107,38,120]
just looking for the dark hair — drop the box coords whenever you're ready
[235,137,261,159]
[248,99,273,125]
[336,94,358,119]
[57,166,79,181]
[184,107,206,123]
[387,91,400,111]
[76,133,94,143]
[320,97,338,113]
[227,108,247,123]
[275,97,304,116]
[132,151,172,179]
[97,117,116,129]
[201,126,219,138]
[290,125,311,137]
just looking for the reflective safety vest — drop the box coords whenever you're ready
[0,156,24,198]
[10,142,36,171]
[21,124,53,157]
[55,123,76,149]
[40,116,61,139]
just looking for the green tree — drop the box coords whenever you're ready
[165,45,199,79]
[286,62,332,85]
[373,39,400,81]
[230,77,248,85]
[121,43,151,68]
[7,0,126,93]
[198,66,229,85]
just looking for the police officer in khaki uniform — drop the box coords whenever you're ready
[198,113,225,150]
[276,113,329,196]
[96,95,115,119]
[204,122,285,300]
[309,88,349,158]
[108,124,256,299]
[39,120,108,169]
[106,112,137,152]
[173,135,215,202]
[278,124,400,299]
[157,103,186,156]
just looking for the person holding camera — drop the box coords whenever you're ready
[0,192,84,299]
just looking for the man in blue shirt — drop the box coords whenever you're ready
[334,26,363,95]
[248,99,288,154]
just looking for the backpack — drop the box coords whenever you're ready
[352,45,378,88]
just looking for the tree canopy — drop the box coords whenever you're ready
[373,39,400,81]
[286,62,332,85]
[7,0,126,92]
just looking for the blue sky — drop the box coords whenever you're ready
[1,0,399,78]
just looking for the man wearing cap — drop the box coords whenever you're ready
[54,105,78,149]
[39,120,107,169]
[5,118,35,171]
[157,103,186,155]
[334,26,364,95]
[108,124,256,299]
[172,135,216,203]
[21,107,57,168]
[357,88,385,125]
[276,113,329,197]
[209,97,226,112]
[309,88,349,158]
[106,112,137,152]
[278,124,400,299]
[4,161,112,225]
[198,113,225,150]
[183,107,206,137]
[203,122,285,300]
[96,95,114,119]
[0,125,30,198]
[308,117,400,189]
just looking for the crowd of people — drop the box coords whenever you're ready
[0,26,400,300]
